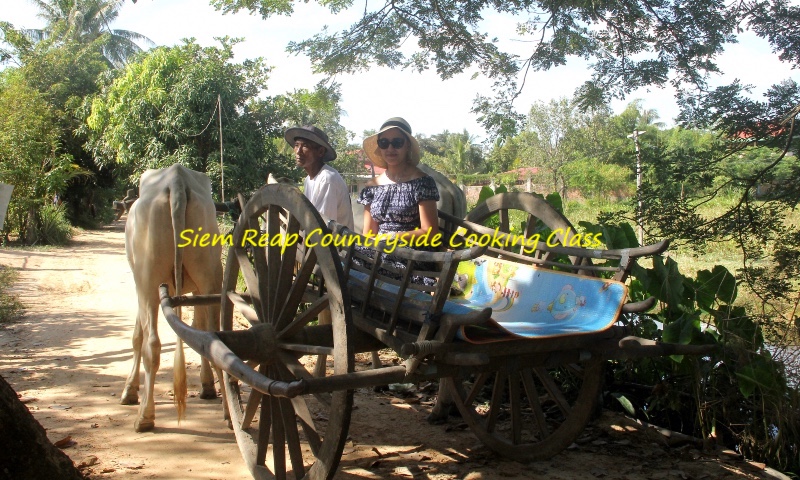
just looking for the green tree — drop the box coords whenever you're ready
[1,22,112,227]
[0,71,85,243]
[520,98,584,199]
[87,38,273,199]
[416,130,485,176]
[23,0,153,67]
[208,0,800,137]
[267,83,352,181]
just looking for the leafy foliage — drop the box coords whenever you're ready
[21,0,154,68]
[0,71,86,244]
[2,17,116,228]
[36,204,73,245]
[0,264,24,324]
[87,38,273,199]
[418,130,486,178]
[518,98,585,198]
[266,83,353,181]
[588,217,800,474]
[210,0,800,138]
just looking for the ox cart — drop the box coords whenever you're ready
[159,184,713,480]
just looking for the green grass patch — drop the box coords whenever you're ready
[0,264,24,323]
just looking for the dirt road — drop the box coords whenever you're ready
[0,219,787,479]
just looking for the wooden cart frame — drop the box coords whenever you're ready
[160,184,714,480]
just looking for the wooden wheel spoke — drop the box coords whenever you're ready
[521,369,549,438]
[523,213,537,236]
[534,367,571,416]
[256,392,273,467]
[256,255,274,323]
[499,208,509,234]
[275,245,318,331]
[298,410,323,455]
[509,372,522,444]
[265,206,282,321]
[565,363,584,377]
[274,360,324,456]
[277,294,330,340]
[466,372,490,406]
[486,371,508,432]
[269,212,300,322]
[464,373,489,405]
[227,291,261,325]
[522,213,539,255]
[290,397,318,438]
[278,351,333,407]
[242,385,263,430]
[279,397,307,477]
[235,247,265,322]
[269,395,287,479]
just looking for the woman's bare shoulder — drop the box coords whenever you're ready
[364,176,381,187]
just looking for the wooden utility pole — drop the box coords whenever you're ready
[218,94,225,203]
[627,130,646,245]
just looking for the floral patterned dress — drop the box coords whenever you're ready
[356,175,440,285]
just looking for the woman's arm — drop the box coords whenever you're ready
[362,205,379,236]
[394,199,439,241]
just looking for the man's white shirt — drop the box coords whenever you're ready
[303,164,355,231]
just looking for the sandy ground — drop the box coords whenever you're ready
[0,218,790,480]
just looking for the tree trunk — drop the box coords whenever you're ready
[0,375,85,480]
[24,206,36,245]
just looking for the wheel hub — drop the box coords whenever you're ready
[248,322,278,365]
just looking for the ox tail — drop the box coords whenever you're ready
[170,177,188,422]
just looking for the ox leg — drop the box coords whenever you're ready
[193,303,218,399]
[120,312,143,405]
[135,299,160,432]
[313,309,332,377]
[371,351,383,369]
[427,378,455,425]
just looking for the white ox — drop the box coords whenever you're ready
[120,164,222,432]
[418,163,467,220]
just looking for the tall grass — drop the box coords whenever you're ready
[0,265,23,323]
[37,204,73,245]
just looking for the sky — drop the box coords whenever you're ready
[4,0,799,143]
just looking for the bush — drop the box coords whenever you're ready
[564,158,634,198]
[37,204,73,245]
[0,265,23,323]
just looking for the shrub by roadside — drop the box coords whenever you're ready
[0,265,23,323]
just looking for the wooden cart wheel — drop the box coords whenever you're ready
[446,192,605,461]
[220,185,353,480]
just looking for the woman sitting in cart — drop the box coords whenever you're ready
[357,117,440,285]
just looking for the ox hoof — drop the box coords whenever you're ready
[134,419,155,432]
[426,404,454,425]
[199,389,218,400]
[119,392,139,405]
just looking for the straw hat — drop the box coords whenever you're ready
[284,125,337,162]
[362,117,421,168]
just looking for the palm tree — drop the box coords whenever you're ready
[446,130,483,174]
[24,0,153,67]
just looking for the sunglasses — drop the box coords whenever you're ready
[377,137,406,149]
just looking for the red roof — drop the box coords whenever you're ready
[501,167,540,177]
